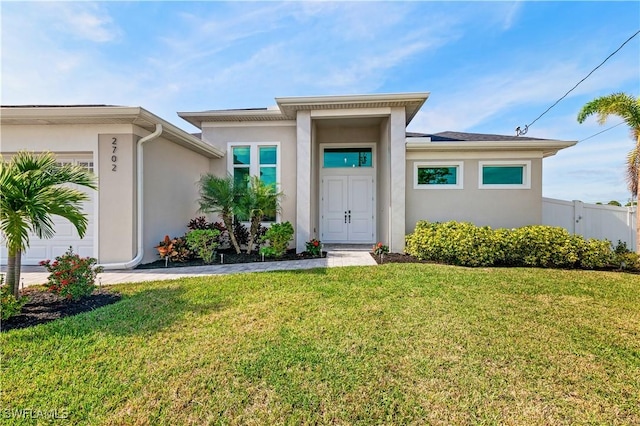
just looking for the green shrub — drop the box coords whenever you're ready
[305,239,322,257]
[1,274,26,320]
[507,226,580,268]
[372,242,389,257]
[406,221,628,271]
[578,238,614,269]
[406,221,499,267]
[611,241,640,271]
[40,247,104,300]
[186,229,221,264]
[260,221,294,258]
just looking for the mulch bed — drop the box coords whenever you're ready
[136,249,328,269]
[1,287,122,332]
[369,252,429,265]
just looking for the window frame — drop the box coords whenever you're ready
[227,142,281,222]
[478,160,531,189]
[322,147,373,168]
[227,142,281,188]
[413,161,464,190]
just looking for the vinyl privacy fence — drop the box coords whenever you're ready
[542,198,636,250]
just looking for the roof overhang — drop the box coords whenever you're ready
[406,138,577,158]
[178,108,287,128]
[178,92,430,128]
[276,92,429,124]
[1,106,224,158]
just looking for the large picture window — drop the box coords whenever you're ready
[228,142,280,221]
[479,161,531,189]
[414,161,463,189]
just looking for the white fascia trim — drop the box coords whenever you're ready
[406,140,576,158]
[178,109,288,128]
[0,105,145,121]
[275,92,430,106]
[202,120,296,128]
[478,160,531,190]
[138,110,224,158]
[310,107,391,118]
[413,161,464,190]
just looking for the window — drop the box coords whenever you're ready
[479,161,531,189]
[77,161,94,173]
[228,142,280,221]
[56,159,94,172]
[414,161,463,189]
[323,147,372,168]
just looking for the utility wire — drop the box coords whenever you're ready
[578,121,625,143]
[516,29,640,136]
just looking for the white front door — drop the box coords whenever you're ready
[321,175,374,243]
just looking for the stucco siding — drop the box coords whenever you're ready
[315,126,379,144]
[0,123,133,152]
[405,157,543,233]
[142,137,211,264]
[98,133,136,263]
[201,125,298,240]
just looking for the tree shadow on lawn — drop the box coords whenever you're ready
[2,282,229,338]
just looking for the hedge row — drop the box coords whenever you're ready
[405,221,638,270]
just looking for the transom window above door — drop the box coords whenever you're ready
[323,147,372,168]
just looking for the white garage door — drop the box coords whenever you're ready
[1,158,96,266]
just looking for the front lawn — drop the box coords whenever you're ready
[1,265,639,424]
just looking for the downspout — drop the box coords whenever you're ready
[100,123,163,270]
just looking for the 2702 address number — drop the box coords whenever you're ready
[111,137,117,171]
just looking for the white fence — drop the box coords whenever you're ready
[542,198,636,251]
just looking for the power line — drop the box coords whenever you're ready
[578,121,626,143]
[516,29,640,137]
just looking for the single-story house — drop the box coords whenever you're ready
[0,93,576,267]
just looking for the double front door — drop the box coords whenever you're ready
[321,175,374,243]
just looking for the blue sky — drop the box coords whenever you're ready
[2,1,639,204]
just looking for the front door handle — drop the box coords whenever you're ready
[348,210,351,223]
[344,211,347,223]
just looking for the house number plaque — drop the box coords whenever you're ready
[111,137,117,171]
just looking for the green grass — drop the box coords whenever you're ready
[1,264,639,425]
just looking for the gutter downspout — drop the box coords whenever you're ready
[100,123,163,270]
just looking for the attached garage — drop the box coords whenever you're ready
[0,157,96,265]
[1,106,224,268]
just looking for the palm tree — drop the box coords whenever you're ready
[0,151,97,297]
[240,176,283,254]
[577,92,640,252]
[197,174,244,254]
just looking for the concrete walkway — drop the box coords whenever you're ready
[14,249,378,287]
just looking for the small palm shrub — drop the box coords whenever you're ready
[260,222,294,258]
[40,247,104,300]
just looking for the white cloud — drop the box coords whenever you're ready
[501,1,524,31]
[58,4,121,43]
